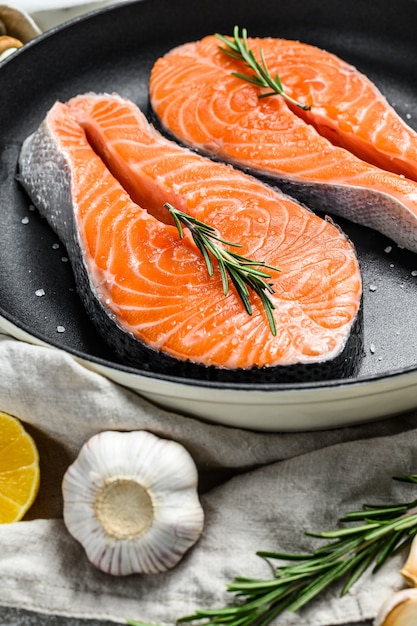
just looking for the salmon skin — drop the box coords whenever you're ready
[18,93,362,382]
[149,35,417,254]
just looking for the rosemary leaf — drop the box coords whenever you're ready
[307,521,381,539]
[229,571,314,594]
[340,541,382,595]
[165,203,279,334]
[362,514,417,544]
[394,474,417,484]
[373,528,405,571]
[341,504,411,521]
[256,550,311,559]
[216,26,310,111]
[287,558,351,612]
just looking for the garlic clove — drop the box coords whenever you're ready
[62,430,204,576]
[400,533,417,587]
[374,588,417,626]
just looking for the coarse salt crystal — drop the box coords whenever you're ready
[56,326,65,333]
[61,256,69,263]
[52,243,60,249]
[370,343,376,354]
[411,270,417,277]
[384,246,392,253]
[369,284,377,292]
[21,216,29,224]
[35,289,45,297]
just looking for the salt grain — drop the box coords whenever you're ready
[61,256,69,263]
[369,284,377,292]
[21,216,29,224]
[411,270,417,277]
[370,343,376,354]
[35,289,45,297]
[56,326,65,333]
[52,243,60,250]
[384,246,392,253]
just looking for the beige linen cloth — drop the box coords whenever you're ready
[0,332,416,625]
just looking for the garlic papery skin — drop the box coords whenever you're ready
[374,588,417,626]
[400,533,417,587]
[62,430,204,576]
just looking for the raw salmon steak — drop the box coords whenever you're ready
[18,93,362,382]
[149,35,417,253]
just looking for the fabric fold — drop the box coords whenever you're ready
[0,333,415,625]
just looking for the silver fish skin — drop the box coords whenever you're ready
[19,119,75,245]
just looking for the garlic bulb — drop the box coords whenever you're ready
[374,588,417,626]
[401,534,417,587]
[62,430,204,576]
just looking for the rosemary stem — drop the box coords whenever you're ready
[216,27,311,111]
[164,203,279,335]
[171,475,417,626]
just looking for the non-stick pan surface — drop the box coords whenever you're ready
[1,0,417,430]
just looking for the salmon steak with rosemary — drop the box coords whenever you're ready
[18,93,362,382]
[149,32,417,253]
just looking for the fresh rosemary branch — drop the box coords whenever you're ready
[165,203,280,335]
[177,475,417,626]
[216,26,311,111]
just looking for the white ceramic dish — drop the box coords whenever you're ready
[1,314,416,432]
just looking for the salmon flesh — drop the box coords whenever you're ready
[149,35,417,253]
[18,93,362,382]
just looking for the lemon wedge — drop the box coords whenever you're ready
[0,411,40,523]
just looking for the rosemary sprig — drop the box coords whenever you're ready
[165,203,280,335]
[177,475,417,626]
[216,26,311,111]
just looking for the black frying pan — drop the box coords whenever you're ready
[1,0,417,396]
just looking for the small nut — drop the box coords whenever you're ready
[0,34,22,54]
